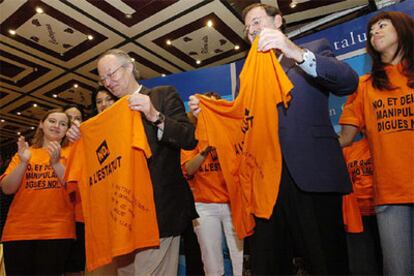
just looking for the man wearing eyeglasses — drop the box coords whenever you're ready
[189,3,359,275]
[95,49,198,275]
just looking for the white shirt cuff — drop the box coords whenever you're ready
[297,49,317,77]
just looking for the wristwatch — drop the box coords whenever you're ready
[152,112,165,126]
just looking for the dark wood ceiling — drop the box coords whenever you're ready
[0,0,372,155]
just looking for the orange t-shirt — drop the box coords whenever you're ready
[196,37,293,239]
[65,96,159,271]
[1,146,75,242]
[181,141,229,203]
[342,138,375,216]
[339,65,414,205]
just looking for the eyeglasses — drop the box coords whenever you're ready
[244,16,264,37]
[99,63,126,83]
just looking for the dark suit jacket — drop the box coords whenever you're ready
[140,86,198,238]
[278,38,358,193]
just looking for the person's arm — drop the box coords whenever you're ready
[338,125,360,147]
[47,141,66,184]
[185,146,213,175]
[258,29,358,95]
[1,136,31,195]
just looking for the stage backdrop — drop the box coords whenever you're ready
[142,0,413,134]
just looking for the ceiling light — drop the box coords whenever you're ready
[53,94,58,98]
[234,45,240,50]
[33,103,38,107]
[166,40,172,45]
[9,30,16,35]
[125,13,132,19]
[207,20,213,28]
[131,58,135,62]
[161,74,166,77]
[290,1,297,8]
[196,60,201,65]
[87,35,94,40]
[73,84,78,88]
[0,119,5,123]
[31,126,35,130]
[17,132,21,135]
[17,112,21,115]
[35,7,44,14]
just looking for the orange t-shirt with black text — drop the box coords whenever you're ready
[1,146,75,242]
[342,138,375,216]
[65,96,159,271]
[196,37,293,239]
[181,141,229,203]
[339,65,414,205]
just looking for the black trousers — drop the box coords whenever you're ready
[3,239,72,275]
[248,164,349,275]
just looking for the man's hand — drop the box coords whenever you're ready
[66,120,81,143]
[189,95,201,117]
[258,28,304,62]
[128,93,159,123]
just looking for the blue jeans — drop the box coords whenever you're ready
[375,204,414,275]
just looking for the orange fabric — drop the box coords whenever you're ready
[339,65,414,205]
[1,147,75,242]
[195,37,293,239]
[65,96,159,271]
[342,138,375,216]
[342,193,363,233]
[181,141,229,203]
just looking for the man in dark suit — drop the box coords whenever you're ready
[190,3,359,275]
[96,49,198,275]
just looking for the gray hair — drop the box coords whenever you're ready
[97,49,141,80]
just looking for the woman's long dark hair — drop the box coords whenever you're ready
[366,11,414,90]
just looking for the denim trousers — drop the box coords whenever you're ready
[375,204,414,275]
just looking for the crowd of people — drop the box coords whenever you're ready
[0,3,413,276]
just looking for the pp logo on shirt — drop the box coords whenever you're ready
[96,140,110,165]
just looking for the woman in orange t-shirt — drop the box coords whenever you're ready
[339,11,414,275]
[0,108,75,275]
[182,92,244,276]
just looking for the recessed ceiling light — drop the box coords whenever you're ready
[87,35,94,40]
[125,13,132,19]
[207,20,213,28]
[234,45,240,50]
[161,74,166,77]
[17,112,21,115]
[290,1,297,8]
[35,7,44,14]
[73,84,79,88]
[0,119,5,123]
[31,126,35,130]
[17,132,21,135]
[166,40,172,45]
[131,58,135,62]
[53,94,58,98]
[9,30,16,35]
[196,60,201,65]
[33,103,38,107]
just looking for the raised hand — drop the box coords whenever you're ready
[66,120,81,143]
[189,95,201,117]
[47,141,62,165]
[17,136,31,163]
